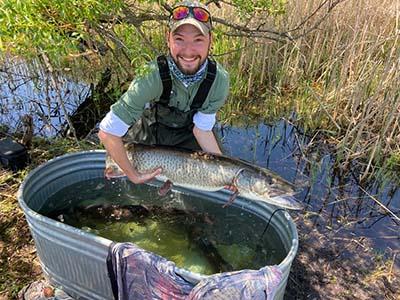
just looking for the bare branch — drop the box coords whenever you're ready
[40,53,78,142]
[205,0,222,8]
[115,0,346,43]
[285,0,347,38]
[213,16,292,41]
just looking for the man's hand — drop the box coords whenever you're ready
[128,167,163,184]
[99,129,163,185]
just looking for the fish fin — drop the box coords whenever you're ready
[222,187,239,208]
[158,179,173,196]
[104,167,126,179]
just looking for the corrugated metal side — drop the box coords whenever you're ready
[30,220,112,299]
[175,187,298,300]
[18,151,114,299]
[18,150,298,300]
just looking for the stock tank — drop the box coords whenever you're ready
[17,151,298,299]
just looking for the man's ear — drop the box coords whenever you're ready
[208,33,213,53]
[166,31,171,48]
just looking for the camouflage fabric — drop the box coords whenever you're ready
[188,266,282,299]
[108,243,194,300]
[108,242,283,300]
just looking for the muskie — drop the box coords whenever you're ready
[105,144,303,210]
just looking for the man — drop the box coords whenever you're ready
[98,0,229,185]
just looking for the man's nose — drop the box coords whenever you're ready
[180,42,197,55]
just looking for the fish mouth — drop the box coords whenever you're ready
[269,195,303,210]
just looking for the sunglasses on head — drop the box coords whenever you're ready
[171,6,211,24]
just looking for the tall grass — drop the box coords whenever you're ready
[1,0,398,179]
[215,0,400,180]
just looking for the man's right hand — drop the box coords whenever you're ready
[128,167,163,184]
[99,129,163,185]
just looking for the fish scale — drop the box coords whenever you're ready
[132,149,236,189]
[106,144,303,210]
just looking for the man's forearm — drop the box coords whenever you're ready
[193,126,222,155]
[98,130,139,180]
[98,130,162,184]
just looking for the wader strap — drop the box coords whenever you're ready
[191,58,217,110]
[156,55,217,110]
[157,55,172,106]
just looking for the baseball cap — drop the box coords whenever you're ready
[169,1,212,36]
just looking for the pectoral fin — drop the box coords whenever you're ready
[222,185,239,208]
[158,180,173,196]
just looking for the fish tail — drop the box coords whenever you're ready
[104,167,126,179]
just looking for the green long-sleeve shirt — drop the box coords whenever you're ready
[111,59,230,126]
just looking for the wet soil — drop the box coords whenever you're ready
[0,140,399,299]
[286,215,399,300]
[2,193,398,299]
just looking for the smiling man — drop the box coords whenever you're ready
[98,0,230,184]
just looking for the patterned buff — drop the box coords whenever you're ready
[167,56,208,87]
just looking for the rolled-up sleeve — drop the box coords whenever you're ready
[99,111,130,137]
[193,112,216,131]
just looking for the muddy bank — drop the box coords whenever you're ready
[1,138,399,299]
[286,215,399,299]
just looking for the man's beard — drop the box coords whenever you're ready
[175,56,203,75]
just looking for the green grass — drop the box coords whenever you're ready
[0,137,97,299]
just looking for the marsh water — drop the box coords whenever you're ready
[220,121,400,256]
[42,178,287,274]
[1,62,399,263]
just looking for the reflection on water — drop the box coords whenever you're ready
[0,59,90,136]
[42,179,287,275]
[217,121,400,254]
[1,61,398,260]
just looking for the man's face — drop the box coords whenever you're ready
[167,24,211,75]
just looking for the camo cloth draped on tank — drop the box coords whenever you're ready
[107,242,283,300]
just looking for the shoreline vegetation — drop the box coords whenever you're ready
[0,138,398,299]
[218,0,400,184]
[0,0,399,298]
[0,0,398,181]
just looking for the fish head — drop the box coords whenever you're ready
[238,169,294,197]
[236,169,303,210]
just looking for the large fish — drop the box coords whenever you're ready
[105,144,303,210]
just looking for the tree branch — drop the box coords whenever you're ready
[40,52,78,142]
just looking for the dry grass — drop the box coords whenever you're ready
[0,169,43,299]
[217,0,399,179]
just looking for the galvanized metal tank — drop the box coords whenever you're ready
[18,151,298,300]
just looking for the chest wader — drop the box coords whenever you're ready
[123,55,217,151]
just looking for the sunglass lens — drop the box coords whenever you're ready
[193,7,210,22]
[172,6,189,20]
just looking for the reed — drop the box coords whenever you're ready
[1,0,398,179]
[215,0,399,179]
